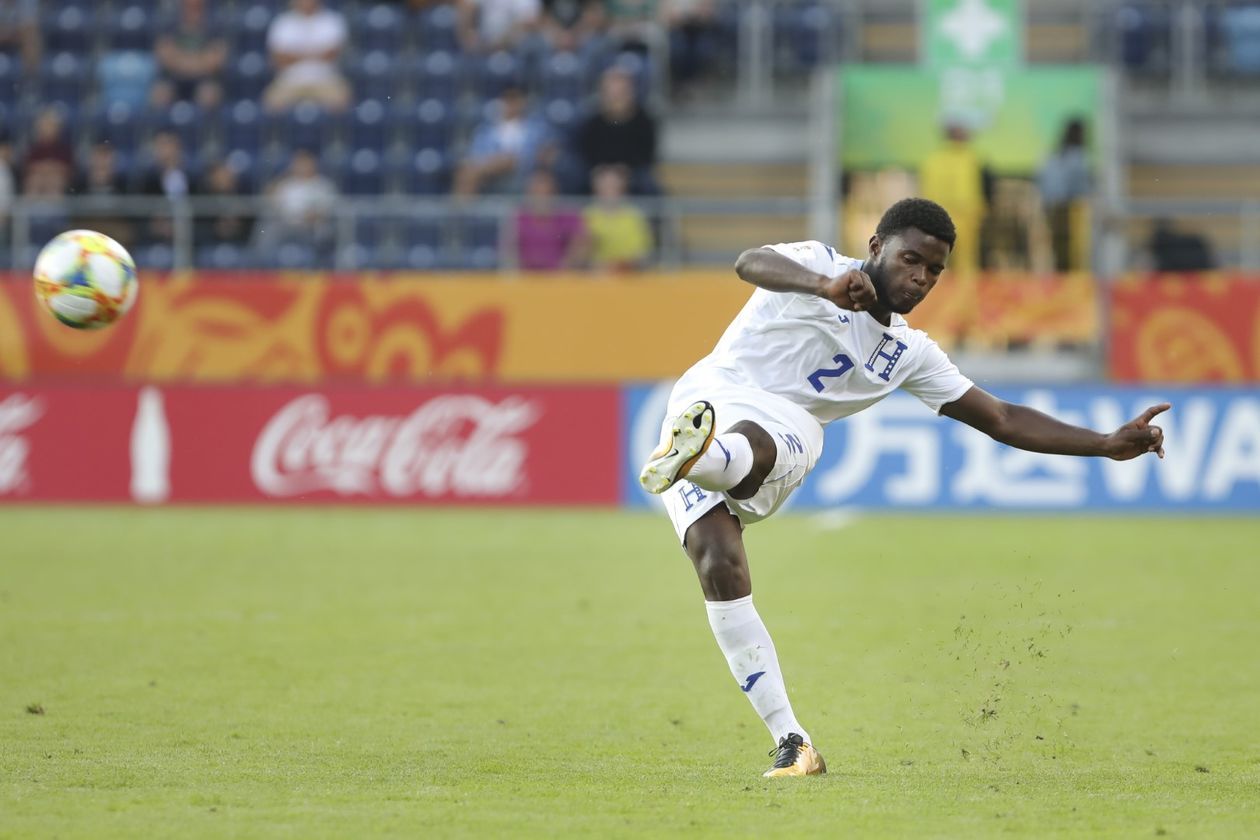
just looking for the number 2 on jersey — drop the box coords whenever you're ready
[806,353,854,393]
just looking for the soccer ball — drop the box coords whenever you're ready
[33,229,139,330]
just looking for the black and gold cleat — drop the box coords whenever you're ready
[638,400,716,494]
[763,733,826,778]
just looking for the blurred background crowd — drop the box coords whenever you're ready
[0,0,1256,274]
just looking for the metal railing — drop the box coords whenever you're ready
[6,194,813,272]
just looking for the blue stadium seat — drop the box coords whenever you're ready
[352,50,405,103]
[152,101,203,154]
[472,50,523,99]
[97,51,158,108]
[1114,3,1170,72]
[773,1,835,72]
[39,53,88,111]
[196,243,249,269]
[419,3,460,52]
[44,5,93,54]
[225,51,270,101]
[1220,5,1260,75]
[102,4,155,52]
[393,147,449,195]
[273,101,334,151]
[539,50,589,104]
[232,4,275,55]
[343,148,385,194]
[397,219,443,269]
[134,244,176,271]
[0,53,20,105]
[224,98,265,156]
[91,102,145,155]
[417,51,460,103]
[543,98,579,132]
[393,98,455,151]
[355,4,404,53]
[273,242,318,269]
[224,149,261,192]
[348,98,388,152]
[353,215,389,249]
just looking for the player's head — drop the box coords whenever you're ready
[865,197,956,314]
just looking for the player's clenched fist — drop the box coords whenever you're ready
[818,269,878,312]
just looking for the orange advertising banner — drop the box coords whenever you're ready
[1109,274,1260,382]
[0,271,1098,384]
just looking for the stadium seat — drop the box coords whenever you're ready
[0,54,20,105]
[418,3,460,52]
[397,219,443,269]
[1113,3,1171,73]
[196,243,248,269]
[44,5,93,54]
[355,4,404,54]
[1220,5,1260,75]
[232,4,274,55]
[348,98,388,152]
[773,1,836,72]
[539,51,589,104]
[102,5,155,53]
[134,244,176,271]
[272,242,318,269]
[225,52,270,102]
[352,50,404,103]
[543,98,579,132]
[91,102,145,155]
[393,98,454,151]
[417,51,460,103]
[344,148,385,194]
[97,51,158,108]
[472,50,522,99]
[393,147,449,195]
[224,98,265,156]
[273,101,334,152]
[39,53,88,112]
[150,101,203,155]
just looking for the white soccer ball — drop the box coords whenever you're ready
[33,229,139,330]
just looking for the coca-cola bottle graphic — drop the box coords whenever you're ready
[130,386,171,503]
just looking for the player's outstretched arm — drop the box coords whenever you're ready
[940,386,1169,461]
[734,247,877,312]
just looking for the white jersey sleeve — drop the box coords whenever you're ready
[765,240,848,278]
[900,335,974,414]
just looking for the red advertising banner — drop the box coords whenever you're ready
[1109,275,1260,382]
[0,385,620,504]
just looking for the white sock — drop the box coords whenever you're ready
[705,595,810,745]
[685,433,754,491]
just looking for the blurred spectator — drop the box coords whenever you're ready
[138,129,193,245]
[577,66,659,195]
[583,163,651,272]
[662,0,718,98]
[457,0,541,53]
[541,0,608,53]
[0,0,39,71]
[256,149,338,256]
[1038,118,1092,272]
[454,86,556,197]
[514,169,588,270]
[151,0,228,111]
[71,143,135,246]
[919,123,985,275]
[1149,219,1215,272]
[196,161,254,248]
[263,0,351,114]
[22,109,74,197]
[605,0,661,55]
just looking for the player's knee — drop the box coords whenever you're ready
[726,420,776,499]
[692,545,750,598]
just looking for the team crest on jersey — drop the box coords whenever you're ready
[866,332,909,381]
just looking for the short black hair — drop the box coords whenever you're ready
[875,198,956,249]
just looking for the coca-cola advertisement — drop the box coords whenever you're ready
[0,386,621,504]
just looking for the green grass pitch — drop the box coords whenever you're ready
[2,508,1258,838]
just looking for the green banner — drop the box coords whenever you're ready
[837,65,1098,173]
[922,0,1022,68]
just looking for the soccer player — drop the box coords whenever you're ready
[639,198,1168,778]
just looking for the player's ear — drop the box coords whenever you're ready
[868,235,881,259]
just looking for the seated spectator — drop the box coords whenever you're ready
[256,149,338,256]
[71,143,135,246]
[540,0,607,54]
[151,0,228,111]
[457,0,541,54]
[577,66,659,195]
[263,0,351,114]
[22,109,74,197]
[1150,219,1216,273]
[662,0,718,98]
[454,86,556,197]
[0,0,39,72]
[137,129,193,245]
[583,163,651,272]
[514,169,587,270]
[196,161,254,248]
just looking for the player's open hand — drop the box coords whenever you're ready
[1105,403,1170,461]
[819,269,878,312]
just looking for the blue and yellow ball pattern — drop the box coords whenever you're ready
[33,230,139,330]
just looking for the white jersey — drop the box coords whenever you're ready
[674,240,974,425]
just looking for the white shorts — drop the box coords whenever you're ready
[658,378,824,545]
